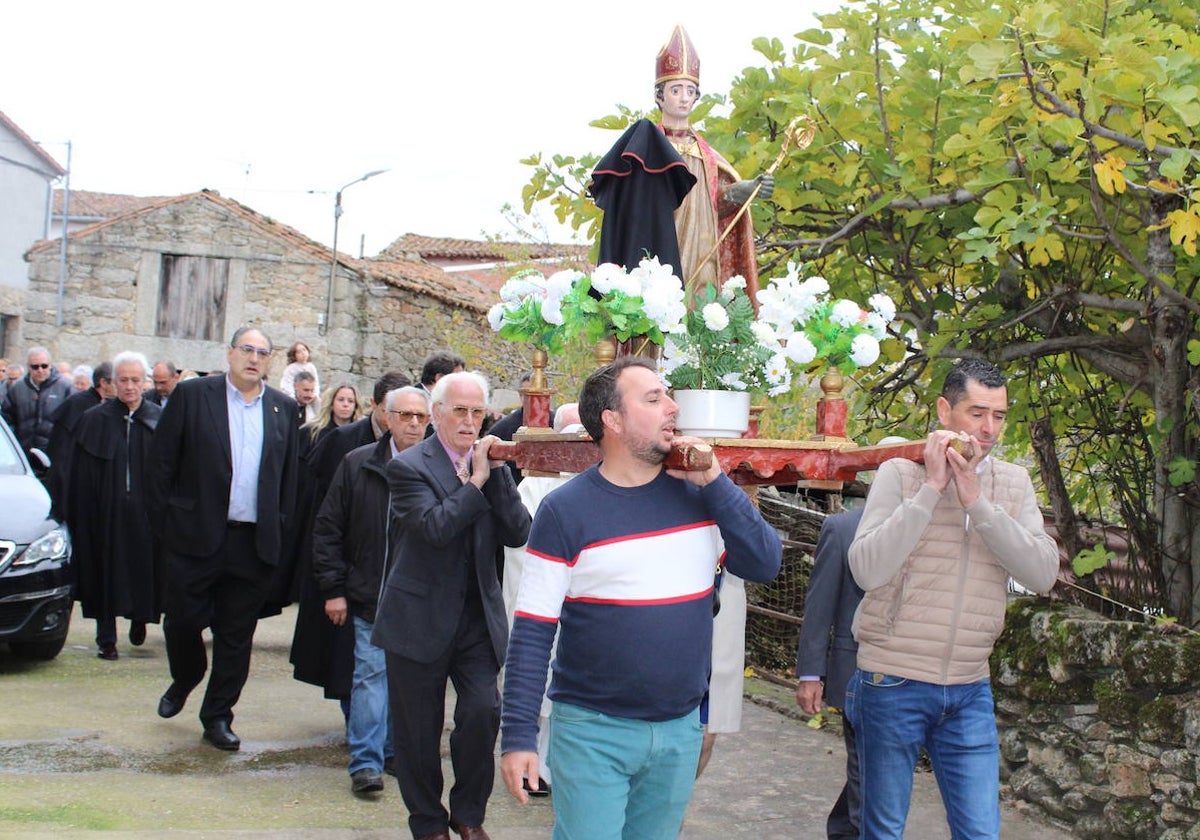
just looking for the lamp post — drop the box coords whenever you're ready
[322,168,389,335]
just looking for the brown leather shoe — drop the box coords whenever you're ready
[449,822,491,840]
[415,833,451,840]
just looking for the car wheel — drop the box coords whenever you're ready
[9,634,68,661]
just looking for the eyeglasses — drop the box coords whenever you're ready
[29,363,50,370]
[233,344,273,359]
[446,405,487,421]
[388,410,430,423]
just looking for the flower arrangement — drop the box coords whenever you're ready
[487,257,686,353]
[756,263,896,374]
[488,258,894,395]
[657,276,792,395]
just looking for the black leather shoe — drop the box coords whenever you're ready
[202,719,241,751]
[157,683,191,718]
[350,768,384,795]
[129,621,147,646]
[97,643,118,660]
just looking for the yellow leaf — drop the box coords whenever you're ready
[1029,233,1065,266]
[1167,207,1200,257]
[1148,179,1181,195]
[1093,154,1127,195]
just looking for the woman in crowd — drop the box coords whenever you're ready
[301,382,362,450]
[278,341,320,398]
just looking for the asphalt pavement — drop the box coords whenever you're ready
[0,604,1072,839]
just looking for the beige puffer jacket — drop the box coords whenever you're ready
[849,457,1058,685]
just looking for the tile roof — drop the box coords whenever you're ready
[53,189,169,219]
[378,233,589,262]
[362,258,496,313]
[0,110,66,177]
[26,189,496,313]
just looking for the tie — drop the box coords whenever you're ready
[456,458,470,484]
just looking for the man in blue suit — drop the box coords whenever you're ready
[796,507,865,840]
[372,370,530,840]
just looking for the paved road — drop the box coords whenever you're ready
[0,604,1072,839]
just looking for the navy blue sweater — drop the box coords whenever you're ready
[500,466,781,755]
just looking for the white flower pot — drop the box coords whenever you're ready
[673,389,751,439]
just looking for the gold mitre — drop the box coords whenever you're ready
[655,24,700,86]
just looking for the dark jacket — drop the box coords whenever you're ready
[67,398,163,622]
[795,508,864,707]
[311,434,394,623]
[147,374,299,566]
[45,387,105,517]
[1,369,73,454]
[371,433,531,665]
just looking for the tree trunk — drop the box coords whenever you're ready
[1146,191,1195,624]
[1030,415,1081,561]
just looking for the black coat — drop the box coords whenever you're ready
[45,387,104,517]
[287,417,378,697]
[795,508,865,707]
[67,398,163,622]
[147,375,299,566]
[590,118,697,275]
[311,434,393,622]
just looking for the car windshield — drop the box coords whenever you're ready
[0,426,26,475]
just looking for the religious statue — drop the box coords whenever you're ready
[590,25,774,307]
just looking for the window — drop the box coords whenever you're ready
[156,255,229,341]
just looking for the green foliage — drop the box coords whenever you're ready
[520,0,1200,619]
[1073,544,1117,578]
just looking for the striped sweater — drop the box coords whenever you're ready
[500,465,781,755]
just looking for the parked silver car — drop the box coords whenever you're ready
[0,416,72,660]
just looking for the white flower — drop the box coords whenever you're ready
[720,275,747,300]
[540,295,564,326]
[702,302,730,332]
[486,303,506,332]
[719,371,748,390]
[765,354,793,396]
[633,256,682,295]
[589,263,628,295]
[864,311,889,339]
[850,334,881,367]
[798,276,830,298]
[868,292,896,323]
[499,273,544,304]
[830,299,864,328]
[784,334,818,365]
[641,281,687,333]
[546,269,582,303]
[751,320,780,348]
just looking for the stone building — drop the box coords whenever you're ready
[21,189,512,392]
[0,110,65,357]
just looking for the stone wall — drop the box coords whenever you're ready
[19,194,519,398]
[993,599,1200,840]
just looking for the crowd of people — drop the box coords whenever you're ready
[2,21,1062,839]
[2,327,1060,840]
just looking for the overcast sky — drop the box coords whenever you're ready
[4,1,841,255]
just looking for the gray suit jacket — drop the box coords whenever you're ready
[371,434,531,665]
[796,508,864,707]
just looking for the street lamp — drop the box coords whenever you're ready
[322,168,389,335]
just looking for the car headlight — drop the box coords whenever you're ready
[16,526,71,566]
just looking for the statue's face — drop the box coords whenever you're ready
[659,80,698,122]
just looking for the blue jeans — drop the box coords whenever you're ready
[548,702,703,840]
[348,615,393,775]
[845,670,1000,840]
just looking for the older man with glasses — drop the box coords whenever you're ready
[372,370,530,840]
[148,326,300,751]
[310,385,430,797]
